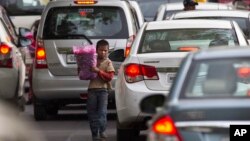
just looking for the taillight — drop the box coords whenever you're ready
[124,63,158,83]
[0,43,12,68]
[35,39,47,69]
[237,67,250,78]
[151,115,182,141]
[125,35,135,57]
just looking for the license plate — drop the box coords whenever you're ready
[66,54,76,63]
[167,73,176,83]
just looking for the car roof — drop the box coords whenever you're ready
[192,47,250,60]
[173,10,250,19]
[163,2,233,10]
[146,19,233,30]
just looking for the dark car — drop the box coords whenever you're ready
[140,47,250,141]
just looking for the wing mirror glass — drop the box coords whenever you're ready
[108,49,125,62]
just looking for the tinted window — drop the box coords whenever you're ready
[43,7,128,39]
[0,0,48,16]
[182,59,250,98]
[177,17,250,38]
[138,28,238,53]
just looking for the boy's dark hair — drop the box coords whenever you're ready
[96,39,109,49]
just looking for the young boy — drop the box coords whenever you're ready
[88,39,115,141]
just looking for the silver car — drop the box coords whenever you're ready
[114,19,248,141]
[32,0,144,120]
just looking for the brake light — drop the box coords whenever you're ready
[178,46,199,52]
[237,67,250,78]
[74,0,97,4]
[35,39,47,69]
[0,43,12,68]
[152,115,182,141]
[125,35,135,57]
[124,63,158,83]
[0,44,10,54]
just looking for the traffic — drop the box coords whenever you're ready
[0,0,249,141]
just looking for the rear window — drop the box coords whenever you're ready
[138,28,238,53]
[176,17,250,38]
[43,6,128,39]
[182,59,250,98]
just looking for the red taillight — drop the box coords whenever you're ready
[237,67,250,78]
[125,35,135,57]
[0,43,12,68]
[152,116,182,141]
[35,39,47,69]
[0,44,10,54]
[124,63,158,83]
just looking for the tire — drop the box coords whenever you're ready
[34,102,47,121]
[46,107,58,116]
[116,120,140,141]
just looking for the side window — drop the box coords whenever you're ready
[130,7,139,31]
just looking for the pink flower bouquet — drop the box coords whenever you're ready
[73,45,97,80]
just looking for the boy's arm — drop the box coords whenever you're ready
[98,70,114,82]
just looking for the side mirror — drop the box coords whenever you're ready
[19,37,32,47]
[108,49,125,62]
[19,27,32,37]
[140,94,165,114]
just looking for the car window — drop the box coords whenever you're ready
[0,0,48,16]
[182,59,250,98]
[138,28,238,53]
[176,17,250,38]
[43,6,129,39]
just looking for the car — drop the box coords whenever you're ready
[32,0,144,120]
[170,10,250,39]
[136,0,183,21]
[140,46,250,141]
[0,5,32,111]
[113,19,248,141]
[155,2,233,20]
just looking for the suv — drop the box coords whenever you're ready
[32,0,144,120]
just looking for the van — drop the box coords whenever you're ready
[32,0,144,120]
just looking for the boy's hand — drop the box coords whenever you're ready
[91,67,100,73]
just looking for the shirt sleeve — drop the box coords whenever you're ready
[98,71,114,82]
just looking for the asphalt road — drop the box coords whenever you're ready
[20,104,147,141]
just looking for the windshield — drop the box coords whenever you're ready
[182,59,250,98]
[0,0,49,16]
[138,28,238,53]
[43,6,128,39]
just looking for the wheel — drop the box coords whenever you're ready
[116,119,140,141]
[33,102,47,121]
[46,107,58,116]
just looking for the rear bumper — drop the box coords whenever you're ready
[0,69,18,99]
[32,69,116,104]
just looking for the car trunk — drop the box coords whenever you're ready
[137,52,188,91]
[44,39,126,76]
[170,99,250,141]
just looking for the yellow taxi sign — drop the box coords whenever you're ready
[195,0,207,2]
[74,0,97,4]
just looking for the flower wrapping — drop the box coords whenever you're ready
[73,45,97,80]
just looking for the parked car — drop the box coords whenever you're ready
[155,2,233,20]
[170,10,250,39]
[140,46,250,141]
[32,0,144,120]
[0,5,32,111]
[113,19,248,141]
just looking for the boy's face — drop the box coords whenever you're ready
[97,45,109,59]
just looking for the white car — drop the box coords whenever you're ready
[155,2,233,20]
[170,10,250,39]
[114,19,248,141]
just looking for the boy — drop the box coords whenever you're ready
[88,39,115,141]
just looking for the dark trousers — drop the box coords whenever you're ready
[87,89,108,137]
